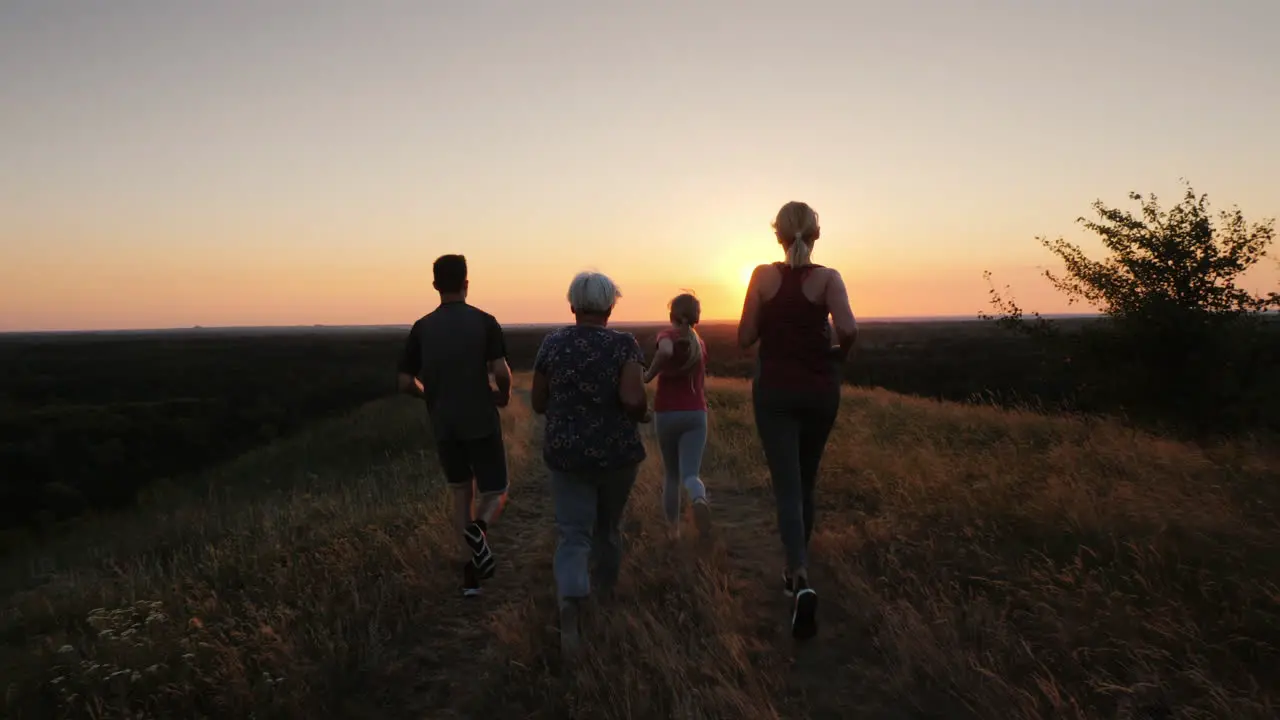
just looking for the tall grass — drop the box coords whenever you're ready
[3,377,1277,718]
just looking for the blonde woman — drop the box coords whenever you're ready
[643,293,711,538]
[737,201,858,640]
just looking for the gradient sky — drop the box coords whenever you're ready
[2,0,1278,331]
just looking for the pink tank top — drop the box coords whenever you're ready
[653,328,708,412]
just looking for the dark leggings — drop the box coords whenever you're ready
[752,381,840,573]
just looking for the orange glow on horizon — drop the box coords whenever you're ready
[2,4,1278,333]
[4,232,1278,331]
[3,183,1278,333]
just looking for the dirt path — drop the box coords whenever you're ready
[383,387,893,719]
[696,409,906,720]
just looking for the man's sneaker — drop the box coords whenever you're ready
[790,575,818,640]
[472,551,496,580]
[692,498,713,538]
[461,561,481,598]
[465,521,496,580]
[782,571,795,598]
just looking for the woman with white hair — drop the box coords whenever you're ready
[737,201,858,641]
[531,271,649,657]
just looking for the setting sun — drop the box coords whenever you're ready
[739,263,756,288]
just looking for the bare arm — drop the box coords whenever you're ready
[825,269,858,361]
[737,265,766,349]
[396,323,425,397]
[397,372,425,397]
[484,316,512,408]
[619,360,650,421]
[530,334,554,415]
[642,337,675,383]
[489,358,512,407]
[531,370,549,415]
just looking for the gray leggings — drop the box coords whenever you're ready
[752,382,840,573]
[654,410,709,523]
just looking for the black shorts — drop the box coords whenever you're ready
[436,431,509,495]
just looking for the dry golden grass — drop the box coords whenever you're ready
[3,375,1278,718]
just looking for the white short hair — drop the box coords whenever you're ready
[567,271,621,315]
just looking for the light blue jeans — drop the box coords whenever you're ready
[654,410,709,524]
[550,463,640,607]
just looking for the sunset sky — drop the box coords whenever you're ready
[2,0,1278,331]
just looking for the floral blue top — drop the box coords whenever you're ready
[533,325,647,473]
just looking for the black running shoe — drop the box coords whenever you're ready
[462,560,481,598]
[473,548,496,580]
[791,576,818,640]
[465,521,496,579]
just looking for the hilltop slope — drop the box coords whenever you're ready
[3,377,1278,719]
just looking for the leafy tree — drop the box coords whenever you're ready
[983,181,1280,434]
[986,180,1277,329]
[1042,180,1277,328]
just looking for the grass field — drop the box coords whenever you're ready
[7,319,1277,537]
[3,321,1049,534]
[3,374,1278,719]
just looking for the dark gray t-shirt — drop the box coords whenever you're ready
[398,301,507,441]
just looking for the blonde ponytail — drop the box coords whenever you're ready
[676,322,703,372]
[785,230,812,268]
[668,292,703,373]
[773,201,820,268]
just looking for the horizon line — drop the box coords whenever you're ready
[0,313,1107,337]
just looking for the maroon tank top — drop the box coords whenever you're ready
[756,263,836,391]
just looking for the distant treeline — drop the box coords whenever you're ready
[3,317,1277,536]
[0,333,399,534]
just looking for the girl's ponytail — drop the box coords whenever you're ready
[669,293,703,372]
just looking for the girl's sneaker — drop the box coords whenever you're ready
[692,498,713,537]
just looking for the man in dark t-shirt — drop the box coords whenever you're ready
[397,254,513,597]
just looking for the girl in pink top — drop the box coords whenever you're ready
[643,293,711,538]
